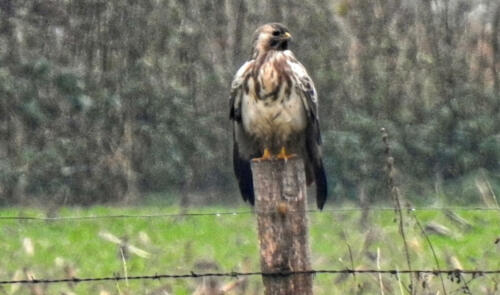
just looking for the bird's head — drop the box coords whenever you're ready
[252,23,292,58]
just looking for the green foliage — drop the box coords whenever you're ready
[0,205,498,293]
[0,0,499,204]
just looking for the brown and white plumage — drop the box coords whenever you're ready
[230,23,328,209]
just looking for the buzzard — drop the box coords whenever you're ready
[230,23,328,209]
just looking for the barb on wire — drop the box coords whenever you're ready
[0,269,498,286]
[0,207,498,222]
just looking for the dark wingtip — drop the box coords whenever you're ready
[239,179,255,206]
[233,144,256,206]
[315,163,328,210]
[236,160,255,206]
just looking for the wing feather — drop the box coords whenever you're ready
[285,51,328,209]
[230,61,258,204]
[230,61,253,122]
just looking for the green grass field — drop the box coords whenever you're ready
[0,205,499,294]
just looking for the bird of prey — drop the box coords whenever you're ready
[230,23,328,209]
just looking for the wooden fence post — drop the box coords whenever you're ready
[251,157,313,295]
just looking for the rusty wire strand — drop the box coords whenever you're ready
[0,207,497,221]
[0,269,498,286]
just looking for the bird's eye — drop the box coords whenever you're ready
[272,30,280,36]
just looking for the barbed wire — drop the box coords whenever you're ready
[1,269,498,285]
[0,207,498,221]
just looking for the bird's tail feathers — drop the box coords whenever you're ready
[233,145,255,205]
[315,162,328,210]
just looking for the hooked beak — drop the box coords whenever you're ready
[283,32,292,40]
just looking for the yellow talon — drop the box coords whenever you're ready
[253,148,272,162]
[277,146,296,160]
[262,148,272,160]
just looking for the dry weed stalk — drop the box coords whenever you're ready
[381,128,414,295]
[381,127,449,295]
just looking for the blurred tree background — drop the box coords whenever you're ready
[0,0,499,206]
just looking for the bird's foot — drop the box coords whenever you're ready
[252,148,273,162]
[276,147,296,160]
